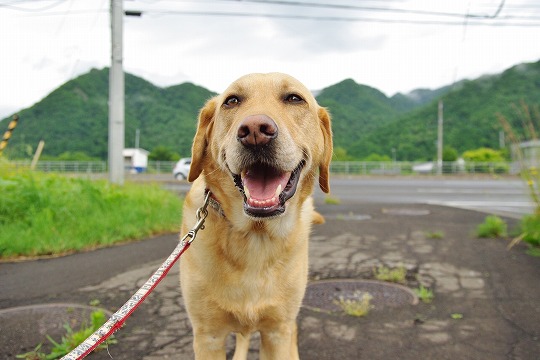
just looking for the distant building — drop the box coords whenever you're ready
[123,148,149,173]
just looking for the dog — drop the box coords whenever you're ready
[180,73,332,359]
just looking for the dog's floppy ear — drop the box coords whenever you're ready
[318,107,333,193]
[188,98,217,182]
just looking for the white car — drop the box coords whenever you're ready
[412,162,434,174]
[173,158,191,180]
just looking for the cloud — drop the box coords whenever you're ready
[1,0,539,116]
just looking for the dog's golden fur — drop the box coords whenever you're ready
[180,73,332,359]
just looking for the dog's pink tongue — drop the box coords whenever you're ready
[243,167,290,207]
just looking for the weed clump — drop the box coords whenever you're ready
[17,310,115,360]
[476,215,508,238]
[334,291,373,317]
[373,265,407,283]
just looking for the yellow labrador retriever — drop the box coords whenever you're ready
[180,73,332,359]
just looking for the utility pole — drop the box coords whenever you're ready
[108,0,125,185]
[437,100,443,176]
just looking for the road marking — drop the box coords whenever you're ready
[424,200,534,219]
[417,188,525,195]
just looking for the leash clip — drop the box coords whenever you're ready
[182,191,211,245]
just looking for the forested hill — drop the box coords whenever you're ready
[1,60,539,161]
[0,68,215,159]
[350,60,540,160]
[315,78,448,156]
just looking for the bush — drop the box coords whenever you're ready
[149,146,180,161]
[442,146,458,162]
[363,153,392,162]
[520,213,540,247]
[462,147,505,162]
[476,215,508,238]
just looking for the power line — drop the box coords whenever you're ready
[215,0,498,20]
[5,0,540,26]
[127,9,540,27]
[0,0,69,11]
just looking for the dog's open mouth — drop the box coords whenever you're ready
[233,160,305,218]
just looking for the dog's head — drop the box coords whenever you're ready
[189,73,332,219]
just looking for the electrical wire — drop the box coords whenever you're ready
[0,0,69,12]
[3,0,540,27]
[126,8,540,27]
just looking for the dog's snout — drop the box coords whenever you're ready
[237,115,278,147]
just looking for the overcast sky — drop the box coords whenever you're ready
[0,0,539,119]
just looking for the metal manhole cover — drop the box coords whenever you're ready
[0,303,111,357]
[303,279,418,313]
[382,208,431,216]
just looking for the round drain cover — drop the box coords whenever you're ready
[303,279,418,313]
[382,208,430,216]
[0,303,111,357]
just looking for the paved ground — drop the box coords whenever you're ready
[1,200,539,359]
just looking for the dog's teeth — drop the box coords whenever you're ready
[244,186,251,199]
[274,184,282,198]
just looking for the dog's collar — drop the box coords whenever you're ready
[205,188,225,218]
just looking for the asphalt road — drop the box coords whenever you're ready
[2,176,528,307]
[163,176,532,219]
[313,177,531,219]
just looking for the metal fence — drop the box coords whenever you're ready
[8,160,518,175]
[11,160,107,173]
[330,161,514,175]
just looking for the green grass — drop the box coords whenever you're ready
[414,285,434,303]
[476,215,508,238]
[520,213,540,247]
[373,265,407,283]
[324,195,341,205]
[0,167,183,259]
[334,291,373,317]
[17,309,115,359]
[426,230,444,239]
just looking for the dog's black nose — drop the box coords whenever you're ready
[237,115,278,147]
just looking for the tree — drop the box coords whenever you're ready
[462,148,505,162]
[442,146,458,162]
[149,146,179,161]
[332,147,354,161]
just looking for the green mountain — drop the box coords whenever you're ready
[0,68,215,159]
[315,78,449,155]
[1,60,539,161]
[352,60,540,160]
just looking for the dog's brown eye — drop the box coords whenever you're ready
[224,95,240,108]
[285,94,304,103]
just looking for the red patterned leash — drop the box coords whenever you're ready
[61,191,211,360]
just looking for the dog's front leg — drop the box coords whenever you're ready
[193,328,229,360]
[260,322,299,360]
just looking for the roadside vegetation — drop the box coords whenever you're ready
[334,291,373,317]
[0,161,183,259]
[414,285,435,304]
[373,265,407,284]
[476,215,508,238]
[17,309,114,360]
[499,103,540,256]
